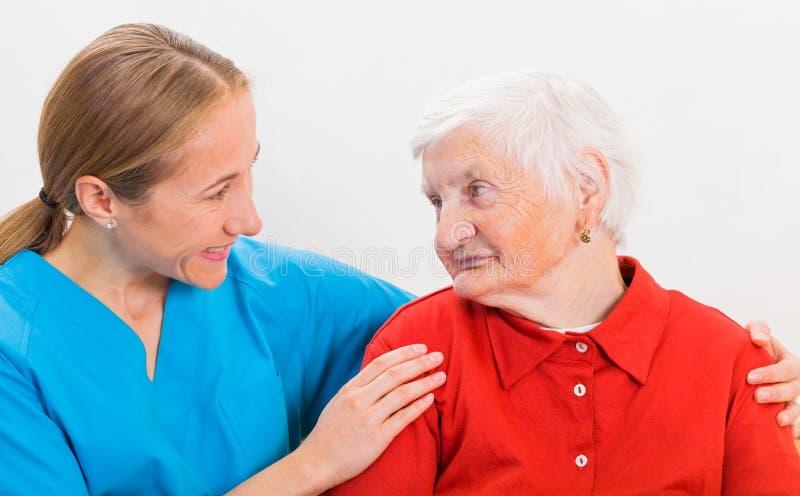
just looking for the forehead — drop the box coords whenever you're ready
[163,92,257,186]
[421,127,519,189]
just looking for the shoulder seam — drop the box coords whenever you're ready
[1,294,39,380]
[227,272,302,353]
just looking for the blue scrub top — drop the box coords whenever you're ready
[0,238,414,495]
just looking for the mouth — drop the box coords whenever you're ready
[199,244,233,262]
[453,255,496,271]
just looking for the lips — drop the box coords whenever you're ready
[453,255,495,270]
[199,244,232,262]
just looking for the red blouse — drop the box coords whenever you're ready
[330,257,800,495]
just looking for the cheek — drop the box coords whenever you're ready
[494,210,573,271]
[495,213,552,252]
[128,210,215,265]
[158,205,214,241]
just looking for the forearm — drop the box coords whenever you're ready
[226,445,332,496]
[228,341,444,496]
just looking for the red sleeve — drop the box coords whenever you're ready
[328,336,440,496]
[722,346,800,494]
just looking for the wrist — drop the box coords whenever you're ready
[287,442,336,495]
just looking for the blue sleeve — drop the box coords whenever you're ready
[0,351,88,495]
[296,257,415,436]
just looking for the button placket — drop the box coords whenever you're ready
[559,341,595,481]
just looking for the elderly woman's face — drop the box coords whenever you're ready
[112,90,263,289]
[422,127,580,303]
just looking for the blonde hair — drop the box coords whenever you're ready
[0,23,249,265]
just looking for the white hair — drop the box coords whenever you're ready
[411,69,639,243]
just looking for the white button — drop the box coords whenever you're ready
[574,384,587,397]
[575,342,588,353]
[575,454,588,468]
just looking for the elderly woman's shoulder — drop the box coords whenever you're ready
[370,286,475,341]
[390,285,464,312]
[665,288,760,349]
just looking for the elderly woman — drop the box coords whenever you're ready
[0,27,796,495]
[329,71,800,494]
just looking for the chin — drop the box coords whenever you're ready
[186,268,228,290]
[451,270,498,304]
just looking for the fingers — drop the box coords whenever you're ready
[794,419,800,439]
[381,392,436,439]
[745,319,772,346]
[351,344,430,386]
[754,378,800,406]
[374,371,446,417]
[361,352,444,404]
[748,350,800,385]
[776,400,800,429]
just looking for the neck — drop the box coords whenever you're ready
[489,234,627,329]
[43,218,169,320]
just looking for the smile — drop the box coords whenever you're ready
[200,244,232,262]
[455,255,495,271]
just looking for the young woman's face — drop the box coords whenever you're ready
[113,90,263,289]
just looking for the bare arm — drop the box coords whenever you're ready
[226,344,445,495]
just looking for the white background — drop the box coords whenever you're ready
[1,1,798,351]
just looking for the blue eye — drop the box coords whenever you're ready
[472,184,489,197]
[210,185,230,201]
[430,197,442,209]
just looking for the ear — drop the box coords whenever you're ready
[574,148,610,229]
[74,176,118,228]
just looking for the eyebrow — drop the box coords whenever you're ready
[420,165,484,197]
[201,143,261,194]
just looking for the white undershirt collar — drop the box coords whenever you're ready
[539,322,601,334]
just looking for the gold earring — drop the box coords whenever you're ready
[580,226,591,243]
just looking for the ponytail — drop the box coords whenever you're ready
[0,23,249,266]
[0,196,68,265]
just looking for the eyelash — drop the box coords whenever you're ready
[428,182,491,209]
[210,185,230,201]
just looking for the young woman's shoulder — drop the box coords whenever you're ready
[0,260,40,375]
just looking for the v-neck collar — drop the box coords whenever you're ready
[5,250,205,392]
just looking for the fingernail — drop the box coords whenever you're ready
[778,413,790,426]
[753,332,769,341]
[756,389,770,402]
[747,372,761,384]
[429,352,443,363]
[432,371,446,382]
[412,344,427,353]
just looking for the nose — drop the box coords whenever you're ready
[434,205,475,254]
[224,194,263,237]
